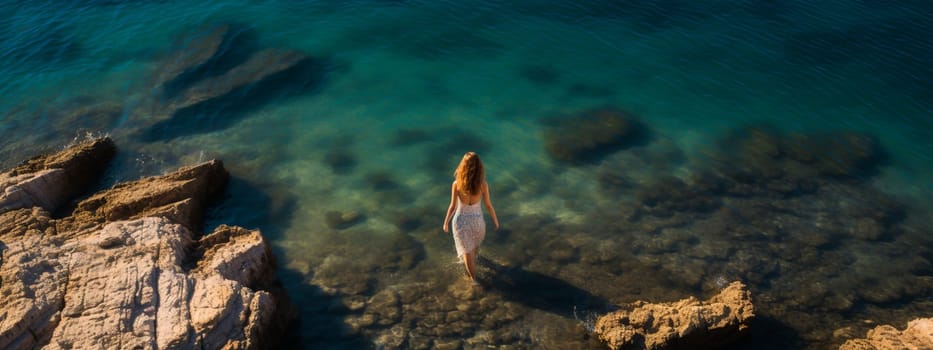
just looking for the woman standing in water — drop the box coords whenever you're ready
[443,152,500,282]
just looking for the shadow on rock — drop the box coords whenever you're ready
[478,257,614,319]
[203,175,377,348]
[277,267,375,349]
[724,314,806,350]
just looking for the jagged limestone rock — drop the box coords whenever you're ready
[594,281,755,350]
[0,137,280,350]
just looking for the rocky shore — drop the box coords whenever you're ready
[839,318,933,350]
[0,137,283,349]
[594,281,754,350]
[0,89,928,350]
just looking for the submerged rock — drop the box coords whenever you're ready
[325,210,365,230]
[350,280,529,349]
[839,318,933,350]
[383,231,425,271]
[51,99,125,136]
[594,281,755,350]
[324,148,357,174]
[153,24,231,88]
[716,127,884,186]
[635,176,721,217]
[0,137,283,350]
[130,23,315,139]
[168,49,310,112]
[784,132,882,179]
[542,108,647,164]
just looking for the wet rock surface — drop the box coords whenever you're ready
[594,281,754,350]
[839,318,933,350]
[0,137,283,349]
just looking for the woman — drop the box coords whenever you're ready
[443,152,500,282]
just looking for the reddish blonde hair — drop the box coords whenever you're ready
[454,152,484,197]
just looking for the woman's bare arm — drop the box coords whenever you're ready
[483,181,499,230]
[442,181,457,233]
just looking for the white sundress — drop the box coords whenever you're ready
[452,197,486,257]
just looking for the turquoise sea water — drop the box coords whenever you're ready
[1,1,931,348]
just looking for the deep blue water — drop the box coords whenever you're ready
[1,1,931,349]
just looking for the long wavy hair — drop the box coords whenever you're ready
[454,152,485,197]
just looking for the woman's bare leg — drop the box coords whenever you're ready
[466,249,480,281]
[462,252,475,280]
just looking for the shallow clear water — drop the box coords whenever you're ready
[1,1,931,349]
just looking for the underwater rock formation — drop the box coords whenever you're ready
[583,124,930,348]
[713,127,884,188]
[339,278,533,349]
[0,137,281,349]
[153,24,231,88]
[166,48,310,112]
[131,23,314,138]
[50,98,125,138]
[594,281,755,350]
[325,210,366,230]
[634,175,722,216]
[542,108,646,164]
[839,318,933,350]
